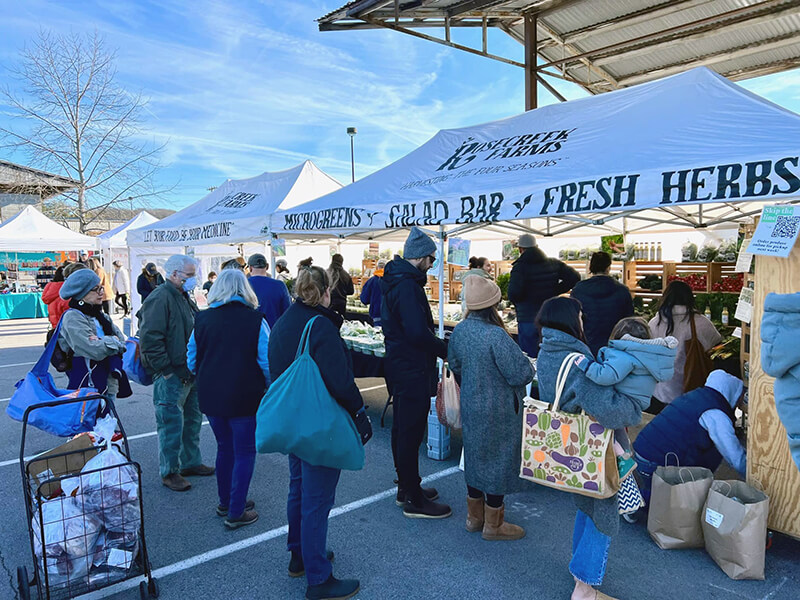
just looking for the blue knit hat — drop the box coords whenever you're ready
[60,268,101,300]
[403,227,437,259]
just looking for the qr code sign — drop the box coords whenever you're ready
[771,216,800,239]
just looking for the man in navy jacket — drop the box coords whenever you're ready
[381,228,450,519]
[247,253,291,328]
[570,251,634,356]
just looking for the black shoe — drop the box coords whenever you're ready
[396,486,439,506]
[306,574,360,600]
[403,496,452,520]
[223,509,259,529]
[289,550,335,578]
[216,499,255,517]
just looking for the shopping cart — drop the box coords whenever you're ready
[16,395,159,600]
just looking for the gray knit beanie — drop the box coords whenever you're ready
[403,227,437,259]
[60,269,101,300]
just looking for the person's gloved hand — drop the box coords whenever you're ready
[353,408,373,446]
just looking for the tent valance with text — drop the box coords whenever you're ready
[272,68,800,235]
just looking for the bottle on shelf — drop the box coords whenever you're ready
[656,242,663,261]
[649,242,655,261]
[722,307,729,326]
[704,305,712,320]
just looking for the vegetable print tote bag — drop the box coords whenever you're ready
[519,352,620,499]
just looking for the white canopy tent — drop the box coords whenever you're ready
[273,68,800,240]
[97,211,160,303]
[272,67,800,335]
[125,160,342,330]
[0,205,97,251]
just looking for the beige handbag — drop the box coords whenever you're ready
[435,363,461,429]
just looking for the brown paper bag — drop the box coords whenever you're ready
[647,466,714,549]
[702,480,769,580]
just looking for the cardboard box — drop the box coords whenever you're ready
[27,434,97,498]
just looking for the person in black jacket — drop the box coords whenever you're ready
[137,262,165,302]
[187,269,270,529]
[507,234,580,357]
[570,251,634,356]
[381,227,450,519]
[327,253,354,316]
[268,265,371,600]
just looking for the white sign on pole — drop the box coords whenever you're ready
[734,238,753,273]
[748,206,800,258]
[735,287,754,324]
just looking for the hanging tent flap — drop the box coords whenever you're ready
[273,68,800,236]
[126,160,341,247]
[0,206,97,251]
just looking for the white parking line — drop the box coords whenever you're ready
[73,465,461,600]
[0,361,36,369]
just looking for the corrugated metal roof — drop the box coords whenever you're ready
[318,0,800,94]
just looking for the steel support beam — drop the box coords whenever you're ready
[525,13,538,110]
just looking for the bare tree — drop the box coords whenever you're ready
[1,31,169,232]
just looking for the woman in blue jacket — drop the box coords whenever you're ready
[536,297,642,600]
[268,265,372,600]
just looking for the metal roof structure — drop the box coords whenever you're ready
[0,160,78,200]
[319,0,800,108]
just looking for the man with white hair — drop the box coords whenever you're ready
[138,254,214,492]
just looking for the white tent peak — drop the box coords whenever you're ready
[0,205,97,251]
[98,211,159,246]
[127,160,342,246]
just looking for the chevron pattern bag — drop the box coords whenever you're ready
[618,473,645,514]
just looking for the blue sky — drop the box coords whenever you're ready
[2,0,800,211]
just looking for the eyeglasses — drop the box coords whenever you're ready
[426,255,436,263]
[88,285,103,294]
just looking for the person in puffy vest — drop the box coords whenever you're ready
[187,268,270,529]
[359,258,386,326]
[633,369,745,503]
[760,291,800,474]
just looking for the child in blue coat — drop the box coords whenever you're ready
[575,317,678,478]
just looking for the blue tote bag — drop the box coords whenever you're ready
[256,316,364,471]
[123,336,152,386]
[6,317,103,437]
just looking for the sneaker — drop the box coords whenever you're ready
[180,464,215,477]
[616,454,637,481]
[621,512,639,524]
[224,509,259,529]
[162,473,191,492]
[305,574,360,600]
[216,499,255,517]
[395,486,439,506]
[403,496,452,520]
[289,550,335,578]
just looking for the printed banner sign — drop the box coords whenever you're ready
[748,206,800,258]
[447,238,470,267]
[271,238,286,257]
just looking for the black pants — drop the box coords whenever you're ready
[389,369,431,502]
[115,293,129,314]
[467,485,503,508]
[101,300,112,314]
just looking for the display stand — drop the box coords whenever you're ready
[748,235,800,540]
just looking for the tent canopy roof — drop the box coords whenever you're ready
[98,211,159,247]
[127,160,341,247]
[273,67,800,239]
[0,205,97,251]
[319,0,800,96]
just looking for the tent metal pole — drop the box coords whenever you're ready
[268,239,276,275]
[438,225,445,340]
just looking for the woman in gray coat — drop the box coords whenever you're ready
[448,276,533,541]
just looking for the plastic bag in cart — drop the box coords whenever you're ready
[79,416,140,538]
[32,495,102,587]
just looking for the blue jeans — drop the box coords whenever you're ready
[517,321,540,357]
[569,510,611,586]
[152,373,203,478]
[287,454,341,585]
[634,451,659,504]
[207,415,256,518]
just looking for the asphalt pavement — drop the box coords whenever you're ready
[0,317,798,600]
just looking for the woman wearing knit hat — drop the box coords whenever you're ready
[58,268,129,400]
[447,276,534,541]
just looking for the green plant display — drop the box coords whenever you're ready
[496,272,511,300]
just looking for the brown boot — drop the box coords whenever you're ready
[482,504,525,541]
[466,496,484,533]
[162,473,191,492]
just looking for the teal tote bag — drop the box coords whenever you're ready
[256,316,365,471]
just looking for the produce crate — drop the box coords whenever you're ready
[664,262,737,293]
[624,260,664,301]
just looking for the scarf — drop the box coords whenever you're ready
[68,298,116,337]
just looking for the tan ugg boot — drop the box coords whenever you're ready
[466,496,485,532]
[482,504,525,541]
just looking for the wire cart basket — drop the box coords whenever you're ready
[16,395,159,600]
